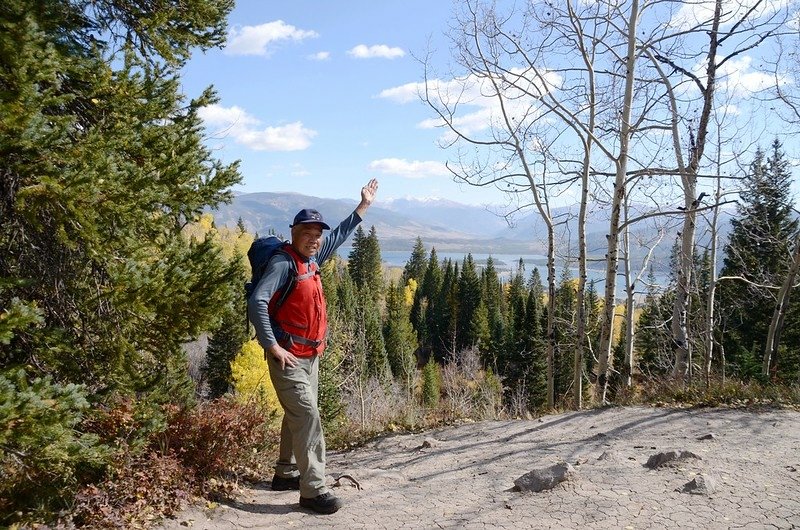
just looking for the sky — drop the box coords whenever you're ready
[180,0,495,205]
[180,0,800,210]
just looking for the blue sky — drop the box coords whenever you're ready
[180,0,500,205]
[181,1,800,211]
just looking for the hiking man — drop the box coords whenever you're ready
[247,178,379,514]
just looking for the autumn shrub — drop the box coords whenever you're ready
[70,450,190,529]
[341,377,414,440]
[0,369,110,526]
[440,348,503,421]
[629,376,800,408]
[82,396,168,452]
[161,396,273,480]
[230,339,281,417]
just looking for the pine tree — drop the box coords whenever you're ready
[0,0,239,398]
[411,247,442,355]
[204,301,247,399]
[384,281,418,393]
[457,254,482,352]
[0,0,238,519]
[523,282,547,409]
[402,237,428,285]
[348,225,382,294]
[719,140,799,379]
[362,291,390,382]
[553,265,577,401]
[481,258,506,372]
[421,358,441,408]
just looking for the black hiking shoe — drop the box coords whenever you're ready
[271,474,300,491]
[299,492,343,514]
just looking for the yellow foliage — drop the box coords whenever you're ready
[231,340,281,422]
[404,278,418,306]
[182,212,254,272]
[611,303,627,345]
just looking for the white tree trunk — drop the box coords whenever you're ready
[763,236,800,378]
[595,0,640,405]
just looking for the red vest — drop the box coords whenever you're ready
[268,245,327,357]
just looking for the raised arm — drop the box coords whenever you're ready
[355,178,379,218]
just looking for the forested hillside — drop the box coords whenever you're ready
[2,1,800,528]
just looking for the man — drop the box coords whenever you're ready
[247,178,378,514]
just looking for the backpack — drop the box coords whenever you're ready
[244,236,297,331]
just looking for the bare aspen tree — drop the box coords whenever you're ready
[763,233,800,378]
[620,190,669,388]
[594,0,641,404]
[642,1,786,385]
[419,0,608,409]
[417,0,789,405]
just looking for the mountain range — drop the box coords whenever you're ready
[209,192,733,271]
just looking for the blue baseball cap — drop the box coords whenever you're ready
[290,208,330,230]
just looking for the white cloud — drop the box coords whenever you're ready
[348,44,405,59]
[717,56,785,96]
[716,103,741,116]
[381,68,558,136]
[378,82,422,103]
[225,20,318,56]
[669,0,794,30]
[198,104,317,151]
[308,51,330,61]
[369,158,449,179]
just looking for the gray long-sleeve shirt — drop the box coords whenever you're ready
[247,211,363,351]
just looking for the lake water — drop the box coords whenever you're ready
[338,248,670,291]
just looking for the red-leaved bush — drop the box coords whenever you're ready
[70,451,189,529]
[161,397,271,480]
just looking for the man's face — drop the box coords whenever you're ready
[291,223,324,258]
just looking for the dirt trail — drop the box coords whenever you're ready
[157,406,800,529]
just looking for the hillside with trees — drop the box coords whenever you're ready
[2,1,800,528]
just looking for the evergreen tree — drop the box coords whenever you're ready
[0,0,238,519]
[348,225,383,293]
[719,140,799,378]
[636,268,674,376]
[411,247,442,354]
[481,258,506,372]
[384,281,418,393]
[362,291,390,382]
[430,259,458,360]
[402,237,428,285]
[553,265,577,401]
[0,0,239,398]
[347,226,368,287]
[523,282,547,408]
[318,256,346,432]
[204,294,247,399]
[457,254,483,352]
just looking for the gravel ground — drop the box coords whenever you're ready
[156,406,800,529]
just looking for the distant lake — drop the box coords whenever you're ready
[341,248,669,291]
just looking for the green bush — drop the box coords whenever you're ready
[0,369,110,524]
[422,358,441,409]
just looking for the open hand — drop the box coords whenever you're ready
[361,178,378,207]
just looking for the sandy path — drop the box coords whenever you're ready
[157,406,800,529]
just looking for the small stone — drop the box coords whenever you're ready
[598,450,619,462]
[697,433,716,440]
[678,474,717,495]
[420,438,438,449]
[645,450,702,469]
[513,462,576,492]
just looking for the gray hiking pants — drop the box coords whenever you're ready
[266,353,328,498]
